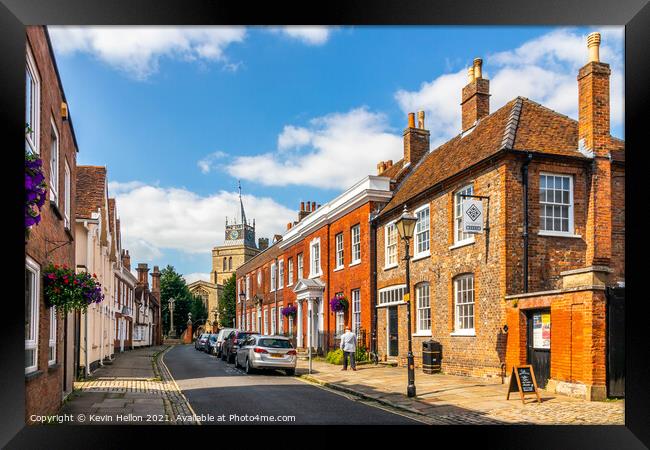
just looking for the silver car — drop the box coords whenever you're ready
[213,328,235,357]
[235,335,297,375]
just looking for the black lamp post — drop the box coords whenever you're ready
[395,205,418,398]
[239,292,246,330]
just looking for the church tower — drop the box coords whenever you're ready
[211,182,261,286]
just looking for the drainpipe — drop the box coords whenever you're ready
[84,310,89,377]
[274,256,278,334]
[326,223,330,352]
[522,153,533,293]
[369,213,378,355]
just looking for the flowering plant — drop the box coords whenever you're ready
[25,150,47,240]
[281,304,297,318]
[329,295,349,313]
[43,264,105,313]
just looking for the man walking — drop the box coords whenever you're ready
[340,327,357,371]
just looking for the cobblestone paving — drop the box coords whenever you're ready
[60,345,197,425]
[297,360,624,425]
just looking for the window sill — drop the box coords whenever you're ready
[450,330,476,337]
[48,363,60,372]
[333,266,345,272]
[411,252,430,262]
[537,231,582,238]
[25,369,43,381]
[349,260,361,268]
[412,332,432,337]
[383,264,398,271]
[50,200,63,220]
[449,239,475,250]
[309,273,322,279]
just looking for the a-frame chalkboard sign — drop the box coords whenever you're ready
[506,365,541,404]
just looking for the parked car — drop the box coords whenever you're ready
[213,328,235,357]
[195,333,210,351]
[206,333,219,354]
[221,330,255,364]
[235,335,297,375]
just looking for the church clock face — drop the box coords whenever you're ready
[230,229,240,240]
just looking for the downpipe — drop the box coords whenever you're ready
[522,153,533,293]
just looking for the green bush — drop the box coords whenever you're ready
[326,349,344,365]
[355,347,369,362]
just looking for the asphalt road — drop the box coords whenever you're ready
[164,344,421,425]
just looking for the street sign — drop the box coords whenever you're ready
[462,199,483,234]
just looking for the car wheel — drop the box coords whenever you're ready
[228,353,235,364]
[245,358,254,374]
[285,368,295,376]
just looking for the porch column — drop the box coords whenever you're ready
[297,300,303,348]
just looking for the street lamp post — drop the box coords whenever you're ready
[239,292,246,330]
[395,205,418,398]
[168,298,177,338]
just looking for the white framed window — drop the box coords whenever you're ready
[416,283,431,334]
[454,274,475,334]
[351,224,361,264]
[64,160,71,229]
[309,238,322,278]
[414,205,430,257]
[25,257,40,374]
[287,258,294,285]
[335,311,345,338]
[454,184,475,244]
[278,304,284,334]
[378,285,406,306]
[49,118,60,206]
[263,308,269,335]
[297,253,304,279]
[351,289,361,337]
[270,262,276,291]
[384,222,397,268]
[245,275,250,300]
[278,259,284,289]
[288,315,294,336]
[540,173,574,235]
[25,44,41,155]
[335,233,344,269]
[257,270,262,287]
[271,307,277,335]
[249,311,253,331]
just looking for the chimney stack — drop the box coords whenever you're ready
[258,237,269,250]
[136,263,149,288]
[151,266,161,296]
[578,31,612,267]
[403,110,430,166]
[287,222,292,230]
[121,249,131,271]
[311,201,316,211]
[298,201,313,221]
[461,57,490,132]
[377,161,387,175]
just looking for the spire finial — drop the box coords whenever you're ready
[238,180,247,226]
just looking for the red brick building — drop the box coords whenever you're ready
[24,26,79,421]
[374,33,623,400]
[237,177,393,352]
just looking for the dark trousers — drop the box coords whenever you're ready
[343,351,356,370]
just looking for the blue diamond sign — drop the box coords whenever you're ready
[462,199,483,234]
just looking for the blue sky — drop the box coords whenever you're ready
[48,26,624,283]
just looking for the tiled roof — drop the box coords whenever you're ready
[380,97,624,218]
[76,166,107,219]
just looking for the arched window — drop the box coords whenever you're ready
[223,257,227,271]
[228,257,233,271]
[415,282,431,333]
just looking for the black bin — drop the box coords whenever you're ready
[422,340,442,374]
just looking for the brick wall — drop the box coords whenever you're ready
[25,26,77,422]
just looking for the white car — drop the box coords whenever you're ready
[235,335,297,375]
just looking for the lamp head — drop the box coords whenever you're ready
[395,205,417,240]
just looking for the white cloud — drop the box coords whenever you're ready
[395,27,624,146]
[197,151,228,174]
[184,272,211,284]
[111,182,295,263]
[48,26,246,79]
[222,107,402,189]
[269,26,333,45]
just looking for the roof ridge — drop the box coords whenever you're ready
[500,97,524,150]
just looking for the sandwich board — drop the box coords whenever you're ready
[506,364,541,404]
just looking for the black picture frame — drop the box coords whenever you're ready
[1,0,648,447]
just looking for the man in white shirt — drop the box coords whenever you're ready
[339,327,357,371]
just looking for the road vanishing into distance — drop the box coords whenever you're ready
[164,344,422,425]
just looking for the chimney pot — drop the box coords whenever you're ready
[407,112,415,128]
[473,58,483,79]
[300,201,305,211]
[587,32,601,62]
[287,222,292,230]
[417,110,425,129]
[311,201,316,211]
[377,161,386,175]
[467,67,475,83]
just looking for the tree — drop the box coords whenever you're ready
[160,265,193,337]
[190,295,208,329]
[218,273,236,327]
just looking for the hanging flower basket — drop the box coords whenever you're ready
[330,295,349,313]
[25,150,47,240]
[281,304,297,318]
[43,264,105,314]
